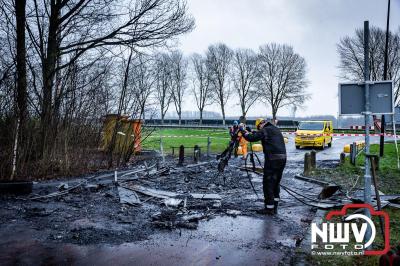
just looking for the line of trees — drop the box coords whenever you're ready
[0,0,194,178]
[0,0,310,179]
[151,43,309,126]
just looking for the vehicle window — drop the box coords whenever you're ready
[298,122,324,130]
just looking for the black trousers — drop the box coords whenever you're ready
[263,158,286,208]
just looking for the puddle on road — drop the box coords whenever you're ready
[0,216,289,266]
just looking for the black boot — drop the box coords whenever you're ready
[256,207,275,215]
[274,201,279,215]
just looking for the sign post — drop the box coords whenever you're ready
[338,21,395,250]
[363,21,372,244]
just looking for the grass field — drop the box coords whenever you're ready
[141,128,232,154]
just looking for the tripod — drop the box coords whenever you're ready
[243,143,262,199]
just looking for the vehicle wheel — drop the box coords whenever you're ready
[296,145,300,149]
[328,140,332,148]
[320,141,325,150]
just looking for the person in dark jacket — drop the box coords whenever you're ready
[240,118,287,215]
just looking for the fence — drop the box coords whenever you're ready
[144,118,299,129]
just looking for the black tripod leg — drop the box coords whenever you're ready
[254,153,263,168]
[244,152,259,199]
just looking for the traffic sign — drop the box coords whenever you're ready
[339,81,394,115]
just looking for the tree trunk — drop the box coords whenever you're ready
[40,2,61,157]
[10,120,20,180]
[178,113,182,125]
[272,108,277,121]
[241,102,246,118]
[15,0,27,172]
[199,109,203,125]
[16,0,27,125]
[221,105,226,126]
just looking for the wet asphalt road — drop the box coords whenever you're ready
[285,134,387,162]
[1,134,396,266]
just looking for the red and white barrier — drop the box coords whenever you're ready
[284,132,398,137]
[350,125,374,130]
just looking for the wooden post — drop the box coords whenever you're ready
[160,137,165,164]
[340,152,346,165]
[350,142,356,165]
[310,150,316,169]
[374,156,380,171]
[178,145,184,166]
[304,152,311,176]
[194,145,200,164]
[207,137,211,157]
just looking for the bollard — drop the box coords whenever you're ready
[304,152,311,176]
[194,145,200,164]
[160,137,165,164]
[340,152,346,165]
[350,142,356,165]
[207,137,211,158]
[178,145,185,166]
[310,150,317,169]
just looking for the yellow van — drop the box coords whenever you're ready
[295,121,333,149]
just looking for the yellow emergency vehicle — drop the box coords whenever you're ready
[295,121,333,149]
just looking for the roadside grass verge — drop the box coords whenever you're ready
[307,143,400,265]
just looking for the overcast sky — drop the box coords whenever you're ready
[176,0,400,118]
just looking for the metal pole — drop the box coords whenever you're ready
[381,0,391,157]
[207,136,211,157]
[383,0,391,80]
[363,20,372,246]
[380,115,385,157]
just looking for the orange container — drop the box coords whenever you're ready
[100,114,142,153]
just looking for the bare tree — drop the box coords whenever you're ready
[154,53,172,124]
[129,54,154,120]
[25,0,194,156]
[206,43,233,125]
[338,26,400,105]
[170,50,187,125]
[191,53,211,125]
[232,48,259,117]
[258,43,309,120]
[107,48,134,167]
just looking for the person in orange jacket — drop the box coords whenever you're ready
[238,130,248,159]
